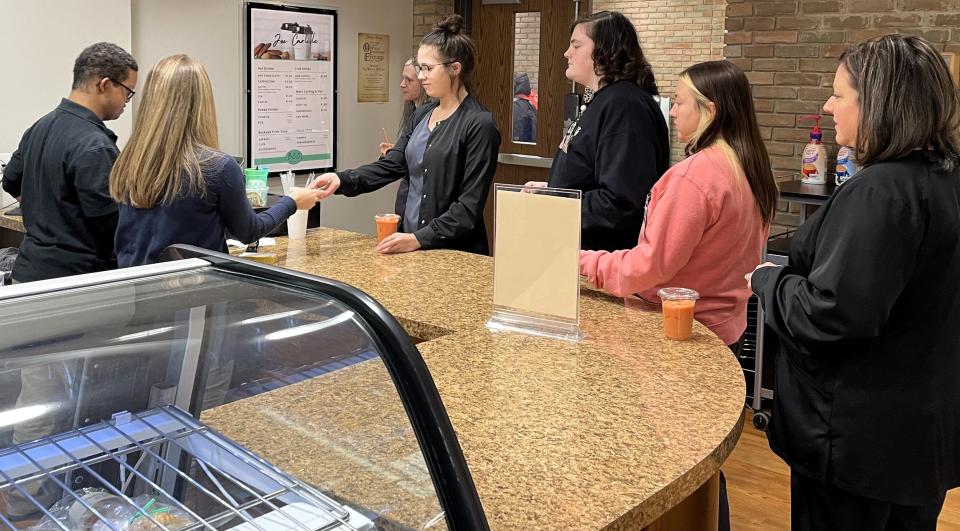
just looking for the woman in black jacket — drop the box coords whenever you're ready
[310,15,500,255]
[747,34,960,530]
[525,11,670,252]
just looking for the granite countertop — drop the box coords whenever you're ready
[0,205,23,232]
[204,228,746,530]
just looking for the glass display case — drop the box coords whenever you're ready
[0,246,486,530]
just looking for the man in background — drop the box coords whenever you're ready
[1,41,137,283]
[512,72,537,143]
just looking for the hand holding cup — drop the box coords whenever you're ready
[289,187,324,210]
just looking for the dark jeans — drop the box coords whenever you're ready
[716,338,742,531]
[791,470,945,531]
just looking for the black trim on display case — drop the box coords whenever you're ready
[157,245,489,530]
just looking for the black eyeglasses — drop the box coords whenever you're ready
[414,61,455,75]
[109,78,136,102]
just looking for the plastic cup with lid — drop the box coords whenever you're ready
[657,287,700,340]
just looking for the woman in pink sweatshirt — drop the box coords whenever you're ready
[580,60,779,349]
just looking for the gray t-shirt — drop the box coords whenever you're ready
[403,116,431,231]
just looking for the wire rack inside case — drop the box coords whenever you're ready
[0,406,374,531]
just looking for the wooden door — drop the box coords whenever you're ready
[469,0,579,251]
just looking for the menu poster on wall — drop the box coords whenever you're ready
[247,3,337,174]
[357,33,389,103]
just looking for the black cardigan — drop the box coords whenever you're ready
[547,80,670,252]
[752,152,960,505]
[336,95,500,254]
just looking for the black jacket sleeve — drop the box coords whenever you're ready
[89,210,119,265]
[2,149,25,199]
[70,145,120,218]
[752,183,922,351]
[413,114,500,249]
[217,159,297,244]
[336,106,433,197]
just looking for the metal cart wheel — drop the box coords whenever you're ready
[752,410,770,431]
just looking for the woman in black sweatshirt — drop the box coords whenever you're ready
[527,11,670,252]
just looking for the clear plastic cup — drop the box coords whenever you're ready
[375,214,400,242]
[657,287,700,340]
[286,209,308,240]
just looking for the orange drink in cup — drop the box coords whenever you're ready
[375,214,400,242]
[657,288,700,340]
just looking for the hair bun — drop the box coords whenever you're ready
[435,14,464,35]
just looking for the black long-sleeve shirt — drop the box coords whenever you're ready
[2,99,120,282]
[752,152,960,505]
[547,80,670,252]
[335,95,500,255]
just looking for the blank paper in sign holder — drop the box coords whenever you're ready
[486,184,583,341]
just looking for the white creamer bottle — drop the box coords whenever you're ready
[800,116,827,184]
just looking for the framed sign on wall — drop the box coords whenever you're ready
[246,2,337,174]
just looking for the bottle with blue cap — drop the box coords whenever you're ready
[835,145,858,185]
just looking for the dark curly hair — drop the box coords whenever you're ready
[72,42,138,90]
[572,11,658,95]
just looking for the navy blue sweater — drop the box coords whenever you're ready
[116,154,296,267]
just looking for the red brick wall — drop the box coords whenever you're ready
[414,0,454,55]
[514,11,541,94]
[724,0,960,226]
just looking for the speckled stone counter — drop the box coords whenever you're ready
[207,228,746,530]
[0,205,23,233]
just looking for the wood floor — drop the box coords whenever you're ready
[724,412,960,530]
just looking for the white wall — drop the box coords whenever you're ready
[132,0,412,235]
[0,0,133,152]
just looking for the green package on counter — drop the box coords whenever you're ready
[244,167,269,207]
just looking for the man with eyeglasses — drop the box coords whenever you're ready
[0,42,138,522]
[1,42,137,284]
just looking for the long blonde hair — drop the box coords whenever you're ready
[110,54,220,207]
[679,73,744,183]
[678,62,778,225]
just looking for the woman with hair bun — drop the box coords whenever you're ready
[527,10,670,252]
[310,14,500,255]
